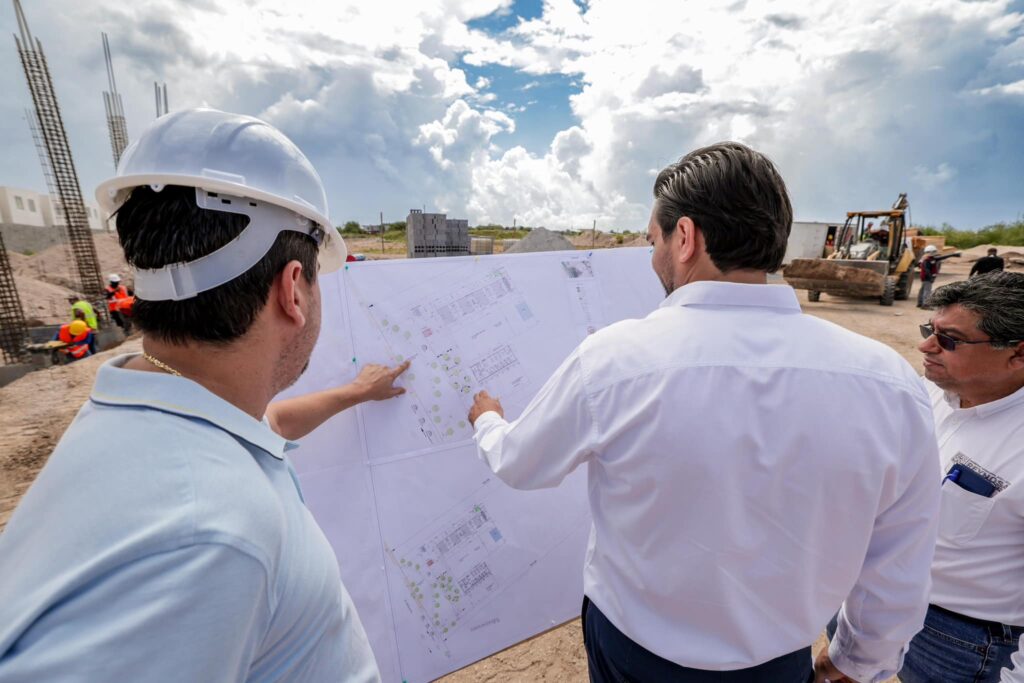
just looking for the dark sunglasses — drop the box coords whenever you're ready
[919,323,1020,352]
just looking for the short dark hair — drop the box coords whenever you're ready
[929,272,1024,348]
[988,247,998,255]
[116,185,318,345]
[653,141,793,272]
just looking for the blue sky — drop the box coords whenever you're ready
[1,0,1023,231]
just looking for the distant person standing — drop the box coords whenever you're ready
[469,142,940,683]
[918,245,960,309]
[970,247,1005,277]
[104,273,132,331]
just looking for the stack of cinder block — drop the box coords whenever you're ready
[407,210,470,258]
[470,237,494,255]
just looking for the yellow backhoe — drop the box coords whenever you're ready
[783,194,916,306]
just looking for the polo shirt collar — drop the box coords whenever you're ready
[660,280,801,311]
[943,382,1024,418]
[90,354,294,459]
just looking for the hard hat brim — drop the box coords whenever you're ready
[96,173,347,274]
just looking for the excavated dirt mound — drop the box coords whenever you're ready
[505,227,575,253]
[5,232,132,323]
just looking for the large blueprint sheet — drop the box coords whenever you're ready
[281,248,663,682]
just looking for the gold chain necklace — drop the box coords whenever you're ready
[142,351,182,377]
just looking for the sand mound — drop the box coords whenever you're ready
[14,276,77,323]
[960,244,1023,262]
[505,227,575,253]
[569,231,619,249]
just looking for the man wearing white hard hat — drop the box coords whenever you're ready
[918,244,961,309]
[0,109,407,682]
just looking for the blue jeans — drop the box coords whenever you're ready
[826,605,1021,683]
[900,605,1021,683]
[583,597,813,682]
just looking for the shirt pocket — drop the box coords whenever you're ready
[938,481,996,545]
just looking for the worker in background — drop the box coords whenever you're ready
[918,245,960,309]
[867,221,890,259]
[67,295,98,331]
[970,247,1006,277]
[52,319,93,362]
[900,271,1024,681]
[104,273,132,331]
[469,142,940,683]
[0,109,404,682]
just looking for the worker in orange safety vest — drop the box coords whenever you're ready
[53,320,94,361]
[104,273,134,331]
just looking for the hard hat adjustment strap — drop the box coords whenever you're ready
[132,188,321,301]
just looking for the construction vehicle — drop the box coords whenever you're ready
[783,194,915,306]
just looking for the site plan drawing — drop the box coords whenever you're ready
[280,248,664,682]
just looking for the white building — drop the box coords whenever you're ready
[0,185,107,231]
[41,195,106,232]
[0,186,47,228]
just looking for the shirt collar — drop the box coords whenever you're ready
[659,280,801,311]
[942,382,1024,418]
[90,354,295,459]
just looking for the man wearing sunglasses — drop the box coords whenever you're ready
[899,271,1024,682]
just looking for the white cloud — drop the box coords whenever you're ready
[2,0,1023,230]
[457,0,1024,227]
[913,163,958,190]
[972,78,1024,97]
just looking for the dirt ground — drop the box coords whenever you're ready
[0,244,1020,681]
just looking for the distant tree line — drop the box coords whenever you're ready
[918,220,1024,249]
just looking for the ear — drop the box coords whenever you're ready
[1009,341,1024,371]
[674,215,701,264]
[274,261,308,328]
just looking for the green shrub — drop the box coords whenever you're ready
[917,221,1024,249]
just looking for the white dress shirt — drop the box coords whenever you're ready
[473,281,940,683]
[926,381,1024,681]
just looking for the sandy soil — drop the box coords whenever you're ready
[6,232,131,323]
[1,246,1020,682]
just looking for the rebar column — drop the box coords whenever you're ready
[0,234,30,364]
[14,0,105,304]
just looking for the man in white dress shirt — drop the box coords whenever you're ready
[468,142,940,683]
[899,272,1024,682]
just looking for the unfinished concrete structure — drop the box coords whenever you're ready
[406,210,470,258]
[14,0,105,304]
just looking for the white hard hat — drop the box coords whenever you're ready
[95,108,346,301]
[108,273,122,283]
[924,245,939,254]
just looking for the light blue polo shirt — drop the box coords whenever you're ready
[0,355,380,682]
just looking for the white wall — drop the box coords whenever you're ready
[0,186,47,227]
[38,194,108,232]
[782,221,834,265]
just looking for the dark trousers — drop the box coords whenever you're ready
[582,597,813,682]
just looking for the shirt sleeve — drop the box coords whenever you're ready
[828,392,941,683]
[0,542,271,683]
[473,348,598,490]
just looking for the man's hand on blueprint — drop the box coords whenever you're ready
[469,390,504,425]
[354,360,411,401]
